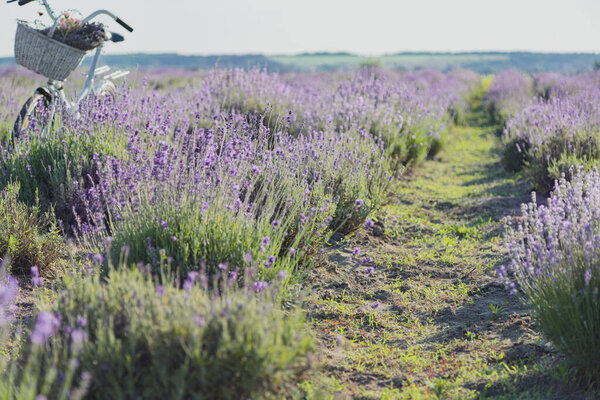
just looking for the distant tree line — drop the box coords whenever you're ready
[1,52,599,73]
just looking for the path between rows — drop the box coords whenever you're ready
[304,93,594,399]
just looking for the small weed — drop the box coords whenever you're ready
[484,302,508,321]
[441,223,481,239]
[425,378,453,399]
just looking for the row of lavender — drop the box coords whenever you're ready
[487,69,600,191]
[488,70,600,384]
[0,67,479,398]
[1,67,480,279]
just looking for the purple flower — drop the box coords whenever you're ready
[352,247,361,257]
[71,328,87,344]
[145,237,155,252]
[369,301,381,310]
[289,247,295,256]
[187,272,199,282]
[0,275,18,326]
[194,315,206,327]
[244,251,253,263]
[121,245,130,257]
[260,236,270,252]
[183,271,199,292]
[31,266,43,287]
[156,284,165,296]
[584,269,592,286]
[253,280,269,293]
[31,311,61,345]
[364,266,375,275]
[271,220,281,230]
[365,218,375,228]
[171,236,177,241]
[503,168,600,297]
[218,263,229,272]
[265,255,276,268]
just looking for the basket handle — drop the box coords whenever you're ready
[47,12,68,38]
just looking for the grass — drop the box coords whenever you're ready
[268,54,510,72]
[303,82,600,399]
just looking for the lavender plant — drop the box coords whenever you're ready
[499,168,600,385]
[38,81,390,279]
[1,67,477,244]
[197,67,477,168]
[79,113,387,278]
[0,117,128,230]
[485,70,534,126]
[0,261,89,400]
[37,265,315,399]
[502,86,600,190]
[0,183,67,277]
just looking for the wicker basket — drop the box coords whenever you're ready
[14,22,86,81]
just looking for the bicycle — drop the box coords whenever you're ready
[6,0,133,142]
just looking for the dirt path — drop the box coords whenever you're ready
[304,91,597,399]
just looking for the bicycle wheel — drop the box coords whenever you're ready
[12,92,50,143]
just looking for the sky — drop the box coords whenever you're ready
[2,0,600,57]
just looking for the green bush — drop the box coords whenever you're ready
[523,134,600,192]
[0,183,67,277]
[1,126,126,231]
[502,138,527,173]
[527,265,600,385]
[0,263,88,400]
[501,170,600,385]
[0,341,89,400]
[89,169,336,282]
[40,266,315,400]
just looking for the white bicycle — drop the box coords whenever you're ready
[7,0,133,142]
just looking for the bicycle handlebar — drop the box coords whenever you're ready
[8,0,134,34]
[115,17,133,32]
[82,10,134,33]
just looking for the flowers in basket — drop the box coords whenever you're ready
[40,12,105,51]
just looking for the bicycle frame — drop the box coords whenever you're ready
[31,0,131,121]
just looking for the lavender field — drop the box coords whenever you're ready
[0,64,599,399]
